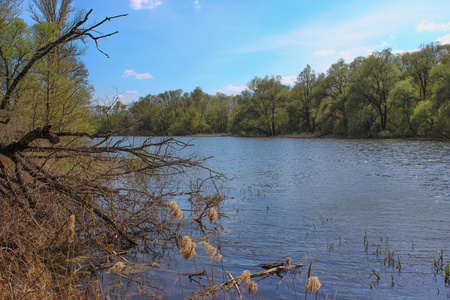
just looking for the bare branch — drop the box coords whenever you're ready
[0,125,60,157]
[0,9,128,122]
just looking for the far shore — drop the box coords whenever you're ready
[114,133,448,141]
[188,132,341,138]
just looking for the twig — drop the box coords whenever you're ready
[112,272,162,290]
[228,272,243,300]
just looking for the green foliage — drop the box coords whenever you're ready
[387,77,418,136]
[92,43,450,139]
[0,0,93,136]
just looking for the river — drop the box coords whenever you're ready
[111,137,450,299]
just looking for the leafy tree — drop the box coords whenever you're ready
[20,0,93,132]
[349,50,400,134]
[317,59,350,135]
[411,100,435,137]
[246,75,288,136]
[0,17,33,139]
[402,43,443,101]
[427,62,450,138]
[206,92,231,133]
[388,77,418,136]
[289,65,319,133]
[230,90,262,135]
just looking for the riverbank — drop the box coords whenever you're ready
[186,132,449,140]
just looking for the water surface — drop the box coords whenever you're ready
[176,137,450,299]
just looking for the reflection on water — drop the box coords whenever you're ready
[106,137,449,299]
[174,137,450,299]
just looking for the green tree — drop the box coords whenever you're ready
[349,50,400,134]
[289,65,320,133]
[402,43,442,101]
[206,92,231,133]
[318,59,350,135]
[388,77,418,136]
[22,0,93,132]
[426,62,450,137]
[247,75,288,136]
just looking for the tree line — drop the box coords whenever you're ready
[96,44,450,139]
[2,0,448,140]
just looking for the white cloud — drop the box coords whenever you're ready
[135,73,153,80]
[194,0,201,9]
[436,34,450,45]
[234,5,405,55]
[417,21,450,32]
[339,47,374,62]
[221,84,247,95]
[280,75,297,86]
[392,49,410,55]
[122,69,153,80]
[312,50,336,57]
[130,0,162,10]
[380,40,388,47]
[125,90,138,94]
[116,93,124,99]
[233,2,431,69]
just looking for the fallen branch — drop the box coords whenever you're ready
[194,260,303,298]
[0,125,60,157]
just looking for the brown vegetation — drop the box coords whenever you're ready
[0,5,224,298]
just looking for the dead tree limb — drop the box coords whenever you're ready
[0,10,128,123]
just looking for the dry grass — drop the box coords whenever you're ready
[0,135,225,299]
[0,199,83,299]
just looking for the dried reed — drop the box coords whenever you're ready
[285,257,292,267]
[106,262,125,274]
[305,276,321,300]
[200,241,222,263]
[68,214,75,243]
[248,281,258,295]
[179,236,197,260]
[239,270,251,287]
[169,201,183,220]
[305,276,321,292]
[208,207,218,224]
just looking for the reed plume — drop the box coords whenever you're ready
[305,276,321,300]
[179,235,197,260]
[68,214,75,243]
[106,262,125,274]
[305,276,321,292]
[169,201,183,220]
[239,270,251,287]
[200,241,222,262]
[285,257,291,267]
[208,207,218,224]
[248,281,258,296]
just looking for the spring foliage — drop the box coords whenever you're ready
[97,45,450,139]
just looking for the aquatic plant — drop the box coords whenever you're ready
[248,281,258,295]
[305,276,322,300]
[208,207,218,224]
[179,236,197,261]
[200,241,222,263]
[445,262,450,285]
[239,270,251,287]
[68,215,75,244]
[169,201,183,220]
[364,232,369,253]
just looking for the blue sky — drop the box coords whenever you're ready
[57,0,450,103]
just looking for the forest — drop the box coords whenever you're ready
[1,0,448,139]
[97,44,450,139]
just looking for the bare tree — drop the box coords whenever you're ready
[0,7,223,299]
